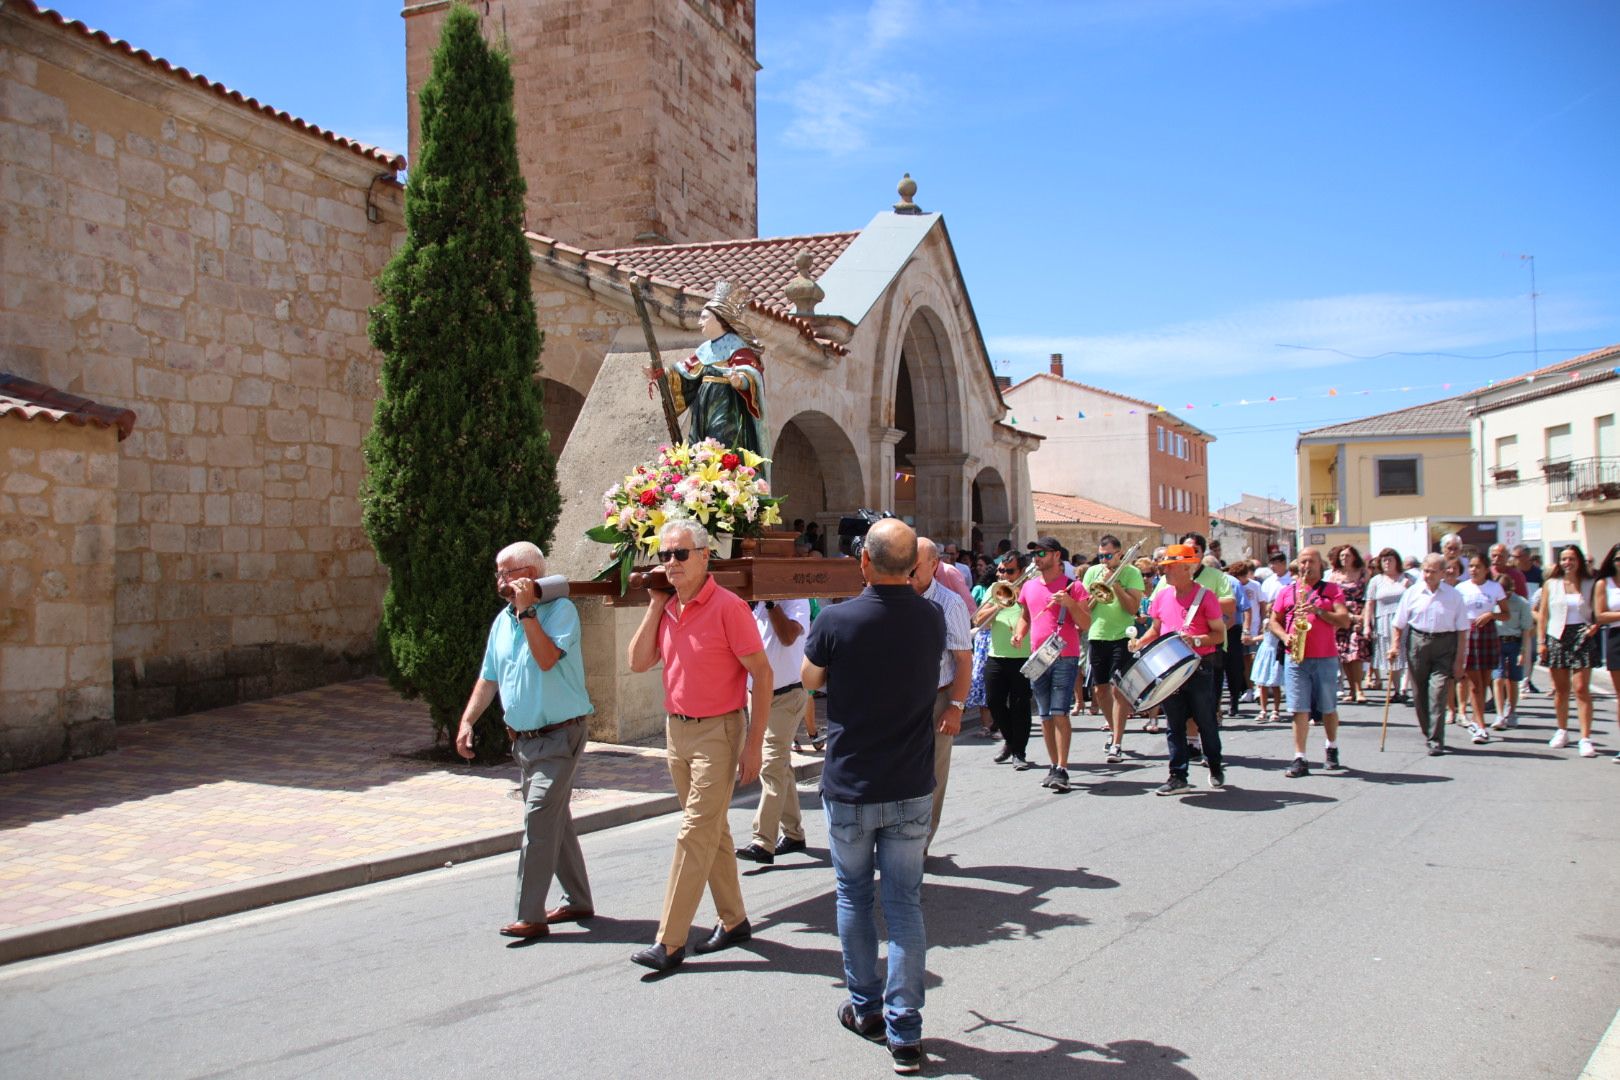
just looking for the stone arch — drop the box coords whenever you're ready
[773,409,864,553]
[540,378,585,458]
[972,466,1012,551]
[879,305,967,539]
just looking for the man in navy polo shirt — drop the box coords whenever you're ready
[802,518,943,1076]
[456,541,595,940]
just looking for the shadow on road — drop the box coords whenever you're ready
[1180,786,1337,812]
[920,1011,1200,1078]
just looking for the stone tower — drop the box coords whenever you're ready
[403,0,759,250]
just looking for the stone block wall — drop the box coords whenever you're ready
[0,12,405,730]
[406,0,756,250]
[0,419,119,771]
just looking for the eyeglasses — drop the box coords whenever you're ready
[657,547,704,563]
[495,566,538,580]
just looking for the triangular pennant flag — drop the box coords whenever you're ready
[1077,411,1085,419]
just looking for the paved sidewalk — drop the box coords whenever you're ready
[0,677,825,964]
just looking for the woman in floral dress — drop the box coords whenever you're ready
[1330,544,1371,704]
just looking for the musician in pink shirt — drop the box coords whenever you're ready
[1133,544,1226,796]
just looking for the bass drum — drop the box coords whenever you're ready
[1113,634,1199,713]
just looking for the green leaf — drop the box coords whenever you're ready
[585,524,623,544]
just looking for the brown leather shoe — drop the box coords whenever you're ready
[499,920,549,939]
[545,905,595,924]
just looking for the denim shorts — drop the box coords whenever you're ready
[1491,636,1523,681]
[1031,654,1080,718]
[1285,656,1339,715]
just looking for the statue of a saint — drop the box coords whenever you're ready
[648,281,768,464]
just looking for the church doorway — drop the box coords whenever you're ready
[886,307,965,540]
[972,466,1012,553]
[540,378,584,458]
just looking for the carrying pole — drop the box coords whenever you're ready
[630,274,684,444]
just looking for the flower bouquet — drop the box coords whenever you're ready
[586,439,783,592]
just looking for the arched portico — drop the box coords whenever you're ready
[972,466,1013,551]
[875,305,970,541]
[540,377,585,457]
[773,409,865,552]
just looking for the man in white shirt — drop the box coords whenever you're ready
[1388,554,1470,756]
[915,537,973,851]
[736,597,814,864]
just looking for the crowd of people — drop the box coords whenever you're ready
[452,523,1620,1075]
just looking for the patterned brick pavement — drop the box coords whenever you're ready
[0,677,813,936]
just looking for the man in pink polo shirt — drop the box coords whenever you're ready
[627,519,772,973]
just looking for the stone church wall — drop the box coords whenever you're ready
[0,418,119,771]
[0,14,406,726]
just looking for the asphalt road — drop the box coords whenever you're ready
[3,697,1617,1079]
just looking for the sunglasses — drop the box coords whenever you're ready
[997,567,1018,575]
[657,547,703,563]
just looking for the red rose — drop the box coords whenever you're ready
[721,453,740,470]
[638,489,658,506]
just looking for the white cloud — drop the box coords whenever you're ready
[985,291,1610,377]
[776,0,924,153]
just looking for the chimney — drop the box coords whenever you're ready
[1049,353,1064,377]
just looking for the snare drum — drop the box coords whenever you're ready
[1114,634,1199,713]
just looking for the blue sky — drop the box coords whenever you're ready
[54,0,1619,512]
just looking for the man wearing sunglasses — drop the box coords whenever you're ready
[455,541,594,940]
[626,519,772,973]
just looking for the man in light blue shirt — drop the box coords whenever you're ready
[457,541,594,940]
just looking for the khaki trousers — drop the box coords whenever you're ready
[657,709,747,947]
[928,687,952,849]
[750,686,808,849]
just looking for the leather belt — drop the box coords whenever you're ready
[669,708,742,724]
[506,715,582,740]
[773,682,803,697]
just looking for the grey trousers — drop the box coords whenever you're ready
[751,685,808,849]
[1407,631,1461,747]
[513,720,593,922]
[928,687,952,849]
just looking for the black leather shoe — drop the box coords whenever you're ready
[773,836,807,856]
[630,943,684,972]
[693,918,752,955]
[735,843,774,864]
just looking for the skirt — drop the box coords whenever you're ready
[965,626,990,709]
[1544,624,1598,670]
[1464,623,1500,672]
[1371,611,1405,674]
[1251,635,1285,687]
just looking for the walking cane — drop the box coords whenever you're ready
[1379,687,1392,752]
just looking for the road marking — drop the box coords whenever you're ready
[1583,1006,1620,1080]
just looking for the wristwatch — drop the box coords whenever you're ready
[518,608,536,621]
[948,699,966,710]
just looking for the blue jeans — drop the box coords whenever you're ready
[1030,654,1080,718]
[823,795,930,1047]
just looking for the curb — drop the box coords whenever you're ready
[0,757,824,967]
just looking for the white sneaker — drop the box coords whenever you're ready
[1106,743,1124,764]
[1470,724,1489,745]
[1548,729,1570,749]
[1241,689,1257,703]
[1490,717,1507,732]
[1578,739,1597,758]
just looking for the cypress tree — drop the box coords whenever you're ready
[363,3,557,757]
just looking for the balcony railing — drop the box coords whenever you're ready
[1306,491,1340,526]
[1489,464,1520,487]
[1546,457,1620,510]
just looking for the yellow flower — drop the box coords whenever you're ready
[761,503,782,527]
[740,448,766,469]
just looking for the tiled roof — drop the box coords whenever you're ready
[1297,395,1468,441]
[13,1,406,172]
[1005,372,1214,439]
[1466,344,1620,415]
[593,232,859,316]
[1465,343,1620,397]
[1031,491,1159,529]
[0,372,136,440]
[526,231,851,354]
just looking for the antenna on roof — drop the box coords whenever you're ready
[1519,254,1539,369]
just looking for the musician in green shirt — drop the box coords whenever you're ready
[1081,535,1145,763]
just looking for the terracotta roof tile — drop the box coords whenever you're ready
[1031,491,1159,529]
[527,231,851,354]
[0,372,136,440]
[593,232,858,316]
[1465,343,1620,396]
[15,1,405,172]
[1297,395,1468,441]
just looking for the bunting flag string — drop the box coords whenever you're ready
[1004,368,1619,426]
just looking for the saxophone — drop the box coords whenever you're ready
[1287,584,1314,663]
